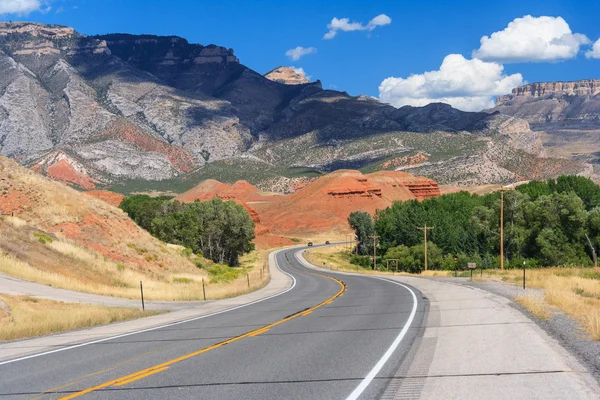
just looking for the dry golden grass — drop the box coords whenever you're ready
[515,295,552,320]
[305,244,402,276]
[489,268,600,340]
[0,294,160,341]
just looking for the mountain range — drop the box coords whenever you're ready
[0,22,594,193]
[492,80,600,170]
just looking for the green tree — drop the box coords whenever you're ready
[348,211,374,255]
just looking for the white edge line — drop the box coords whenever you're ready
[345,277,418,400]
[293,249,418,400]
[0,249,297,366]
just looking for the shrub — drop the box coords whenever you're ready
[32,232,53,244]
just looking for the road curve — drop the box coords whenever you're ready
[0,246,425,400]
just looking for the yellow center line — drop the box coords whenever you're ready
[59,273,345,399]
[113,366,169,387]
[32,343,182,400]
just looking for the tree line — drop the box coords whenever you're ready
[348,176,600,272]
[120,195,255,266]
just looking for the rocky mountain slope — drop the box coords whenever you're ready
[0,22,592,191]
[491,80,600,167]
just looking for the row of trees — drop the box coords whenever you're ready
[120,196,255,266]
[349,176,600,271]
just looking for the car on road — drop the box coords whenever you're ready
[307,242,313,246]
[325,240,330,244]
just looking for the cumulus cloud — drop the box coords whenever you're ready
[585,38,600,59]
[378,54,523,112]
[324,13,391,39]
[291,66,311,81]
[285,46,317,61]
[473,15,590,63]
[0,0,42,15]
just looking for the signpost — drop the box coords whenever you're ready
[523,261,526,289]
[386,259,399,275]
[467,263,476,281]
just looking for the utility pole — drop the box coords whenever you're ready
[499,188,511,270]
[417,225,434,270]
[370,235,379,270]
[585,234,598,268]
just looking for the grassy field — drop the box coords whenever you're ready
[0,294,160,341]
[305,245,600,340]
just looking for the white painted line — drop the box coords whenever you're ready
[0,249,297,366]
[345,277,418,400]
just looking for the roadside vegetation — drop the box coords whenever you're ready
[120,195,255,266]
[349,175,600,272]
[338,175,600,340]
[0,294,160,341]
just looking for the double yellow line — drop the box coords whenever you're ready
[59,274,346,399]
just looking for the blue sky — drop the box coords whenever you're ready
[2,0,600,111]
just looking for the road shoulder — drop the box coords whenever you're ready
[0,249,293,364]
[297,251,600,399]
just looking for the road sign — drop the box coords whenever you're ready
[467,263,476,269]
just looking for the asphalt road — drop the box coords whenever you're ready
[0,246,425,400]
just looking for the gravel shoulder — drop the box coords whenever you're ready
[447,277,600,386]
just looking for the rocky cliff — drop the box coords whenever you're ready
[264,66,309,85]
[491,79,600,166]
[0,22,592,190]
[492,79,600,127]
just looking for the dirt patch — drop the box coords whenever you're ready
[0,189,31,216]
[253,235,296,250]
[85,190,125,207]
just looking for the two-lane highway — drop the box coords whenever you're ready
[0,246,425,400]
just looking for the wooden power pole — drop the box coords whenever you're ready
[417,225,434,270]
[370,235,379,270]
[499,188,511,270]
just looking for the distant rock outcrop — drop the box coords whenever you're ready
[492,79,600,127]
[264,66,310,85]
[491,79,600,167]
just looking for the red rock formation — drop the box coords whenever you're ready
[177,170,441,238]
[46,160,98,190]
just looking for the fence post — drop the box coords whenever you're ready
[140,281,145,311]
[202,278,206,300]
[247,273,250,288]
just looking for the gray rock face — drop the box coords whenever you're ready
[492,80,600,128]
[0,22,591,189]
[491,80,600,166]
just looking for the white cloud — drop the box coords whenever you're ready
[0,0,42,15]
[473,15,590,63]
[291,66,311,81]
[285,46,317,61]
[585,38,600,59]
[378,54,523,112]
[324,13,391,39]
